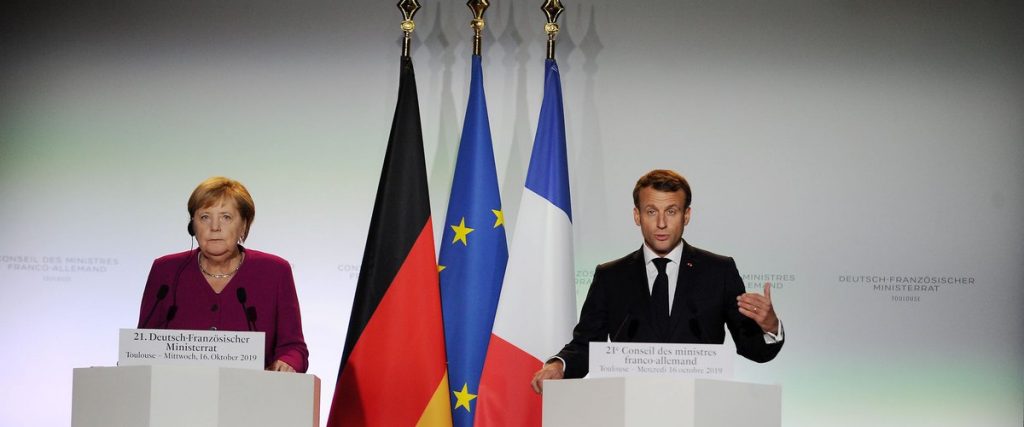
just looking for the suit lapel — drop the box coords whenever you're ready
[626,248,654,334]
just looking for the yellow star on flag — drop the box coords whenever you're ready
[450,217,474,246]
[452,383,478,412]
[437,265,446,272]
[492,209,504,228]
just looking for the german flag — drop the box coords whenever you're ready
[326,56,452,426]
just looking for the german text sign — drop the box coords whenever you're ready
[119,328,265,369]
[589,342,733,379]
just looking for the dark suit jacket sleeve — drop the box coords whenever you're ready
[554,265,611,379]
[721,257,783,363]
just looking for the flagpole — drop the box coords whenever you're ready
[467,0,489,56]
[475,4,573,425]
[328,1,454,425]
[398,0,422,58]
[541,0,565,60]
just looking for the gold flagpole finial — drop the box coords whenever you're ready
[398,0,422,57]
[541,0,565,60]
[467,0,490,56]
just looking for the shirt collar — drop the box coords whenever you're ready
[642,241,684,266]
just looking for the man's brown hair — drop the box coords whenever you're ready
[632,169,692,209]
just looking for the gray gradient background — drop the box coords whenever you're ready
[1,1,1022,425]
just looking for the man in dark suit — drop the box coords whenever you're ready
[531,169,783,391]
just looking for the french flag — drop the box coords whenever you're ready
[476,58,576,426]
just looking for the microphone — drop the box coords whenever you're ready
[246,307,258,332]
[611,314,635,341]
[161,247,195,329]
[686,294,704,342]
[236,288,256,331]
[140,284,169,327]
[688,317,704,342]
[682,260,703,342]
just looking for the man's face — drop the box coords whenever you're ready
[633,187,690,256]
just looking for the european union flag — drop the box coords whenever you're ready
[439,54,509,427]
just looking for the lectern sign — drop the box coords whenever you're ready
[119,328,265,370]
[589,342,733,379]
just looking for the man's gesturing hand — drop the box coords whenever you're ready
[531,359,565,394]
[737,283,779,334]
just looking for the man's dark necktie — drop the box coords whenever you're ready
[651,257,671,340]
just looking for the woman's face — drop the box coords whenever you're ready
[192,198,247,258]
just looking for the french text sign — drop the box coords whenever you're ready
[589,342,733,379]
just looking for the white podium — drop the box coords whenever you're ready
[543,377,780,427]
[71,366,320,427]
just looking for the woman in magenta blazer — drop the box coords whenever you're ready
[137,177,309,372]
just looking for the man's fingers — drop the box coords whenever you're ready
[737,296,761,312]
[531,362,565,395]
[531,372,547,394]
[740,305,761,319]
[763,282,772,300]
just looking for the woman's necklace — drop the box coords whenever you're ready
[199,251,245,279]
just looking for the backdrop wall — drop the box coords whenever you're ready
[1,1,1022,426]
